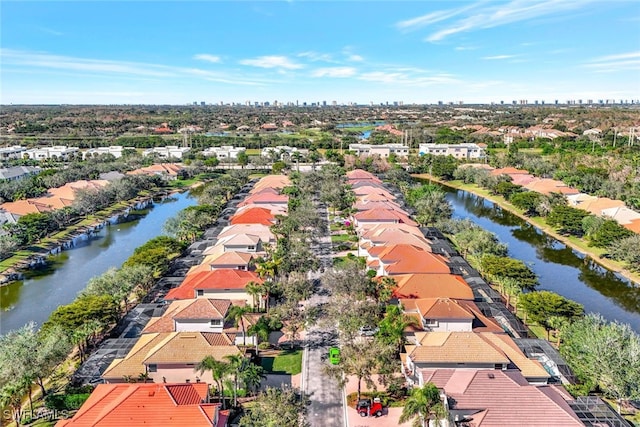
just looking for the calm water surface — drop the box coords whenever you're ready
[438,184,640,332]
[0,192,197,333]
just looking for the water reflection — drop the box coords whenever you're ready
[435,183,640,331]
[0,192,196,334]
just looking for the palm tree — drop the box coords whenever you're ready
[224,353,246,407]
[399,383,447,427]
[226,305,253,346]
[196,356,229,409]
[0,381,27,427]
[246,281,263,311]
[240,363,265,397]
[247,317,272,354]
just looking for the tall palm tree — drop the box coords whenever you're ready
[240,363,266,397]
[224,353,246,407]
[196,356,229,409]
[0,381,27,427]
[399,383,447,427]
[226,305,253,346]
[246,281,263,311]
[247,317,271,354]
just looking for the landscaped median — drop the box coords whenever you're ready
[412,173,640,286]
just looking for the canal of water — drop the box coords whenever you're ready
[438,183,640,332]
[0,192,197,334]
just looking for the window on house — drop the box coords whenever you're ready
[247,246,255,251]
[424,319,438,327]
[196,289,204,297]
[210,319,222,326]
[148,364,157,372]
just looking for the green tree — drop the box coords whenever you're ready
[398,382,447,427]
[480,255,538,290]
[239,387,309,427]
[520,291,584,339]
[377,304,418,354]
[509,191,543,215]
[226,305,253,346]
[196,356,229,409]
[607,234,640,272]
[587,219,633,248]
[546,205,591,236]
[560,314,640,412]
[236,150,249,168]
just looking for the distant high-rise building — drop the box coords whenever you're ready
[322,100,327,107]
[332,100,337,106]
[201,101,206,106]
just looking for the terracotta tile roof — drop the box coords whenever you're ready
[346,169,381,182]
[56,383,229,427]
[524,178,579,196]
[360,228,431,250]
[230,207,276,225]
[359,223,424,238]
[356,193,396,202]
[368,244,450,274]
[354,209,418,226]
[420,370,582,426]
[391,273,474,300]
[172,299,231,320]
[624,218,640,234]
[251,175,291,192]
[479,332,550,380]
[128,164,183,177]
[236,203,288,215]
[0,199,53,216]
[579,197,626,215]
[102,332,241,380]
[353,200,406,213]
[401,298,475,320]
[352,186,396,199]
[238,191,289,206]
[490,167,530,176]
[195,251,254,270]
[55,383,226,427]
[165,270,262,300]
[509,174,537,186]
[218,224,275,243]
[409,331,510,365]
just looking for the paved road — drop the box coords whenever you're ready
[302,203,346,427]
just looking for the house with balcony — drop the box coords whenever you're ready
[142,298,259,346]
[418,143,486,160]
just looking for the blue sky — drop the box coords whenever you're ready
[1,1,639,105]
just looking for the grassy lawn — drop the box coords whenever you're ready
[260,349,302,375]
[330,234,357,243]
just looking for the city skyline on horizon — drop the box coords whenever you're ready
[1,1,639,105]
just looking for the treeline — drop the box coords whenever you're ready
[453,166,640,272]
[0,174,164,260]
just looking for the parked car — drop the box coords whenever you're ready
[357,398,383,417]
[359,326,379,336]
[328,347,340,365]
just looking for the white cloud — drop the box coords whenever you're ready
[414,0,598,42]
[359,70,458,86]
[482,55,517,60]
[584,51,640,72]
[0,49,267,85]
[298,51,335,62]
[194,54,221,63]
[348,54,364,62]
[396,4,479,31]
[239,55,303,70]
[311,67,357,78]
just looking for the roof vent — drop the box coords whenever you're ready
[148,391,155,396]
[487,373,495,379]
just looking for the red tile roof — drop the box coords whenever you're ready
[238,191,289,206]
[391,274,474,300]
[354,209,418,226]
[55,383,227,427]
[165,270,262,300]
[369,244,450,274]
[230,207,276,225]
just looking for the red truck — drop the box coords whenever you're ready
[356,397,383,417]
